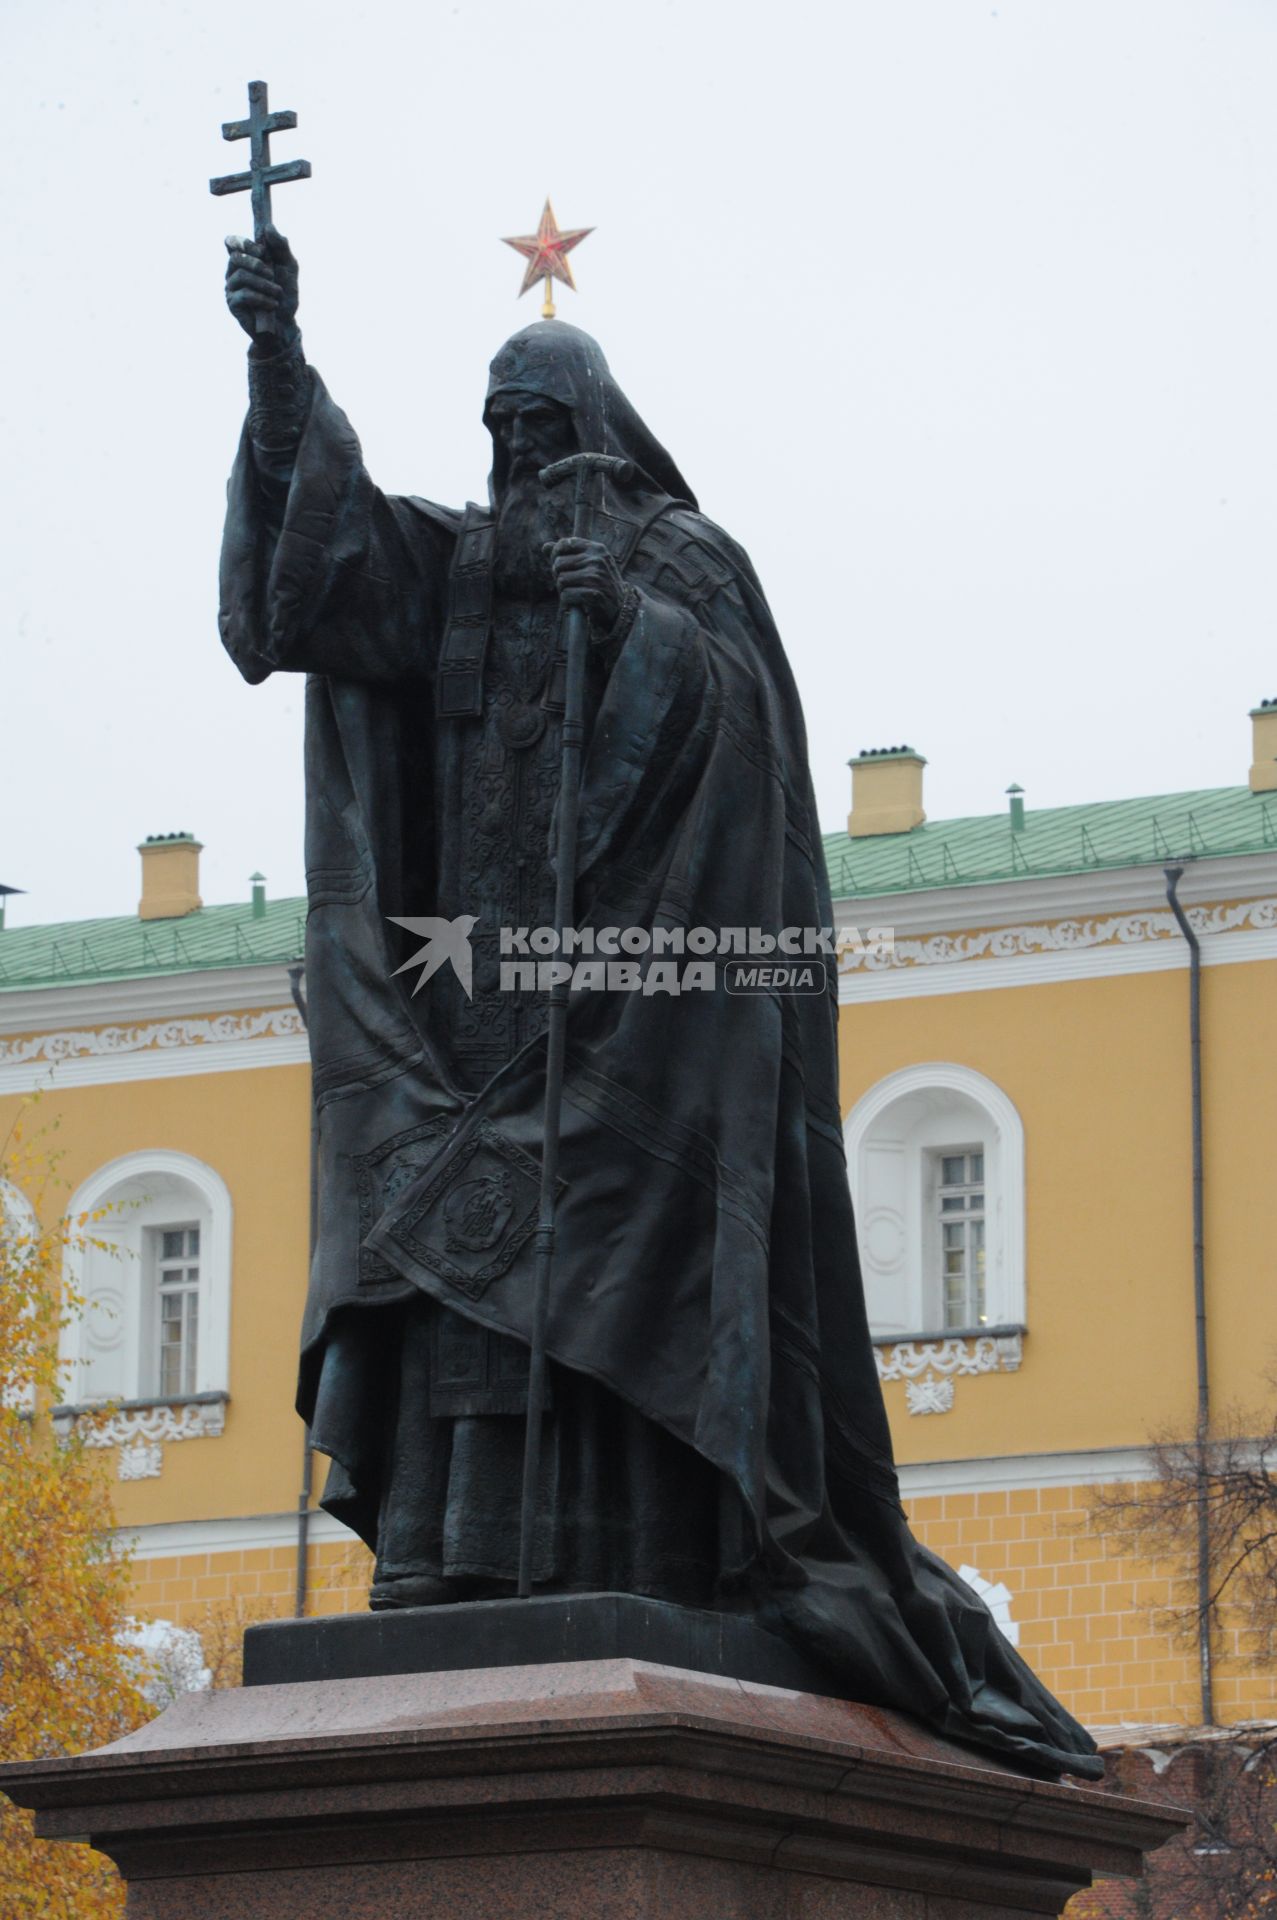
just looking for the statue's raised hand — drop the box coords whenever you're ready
[224,227,300,346]
[549,538,625,634]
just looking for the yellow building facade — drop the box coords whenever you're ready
[1,704,1274,1730]
[832,705,1277,1733]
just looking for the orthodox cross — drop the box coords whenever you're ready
[502,199,593,320]
[209,80,311,335]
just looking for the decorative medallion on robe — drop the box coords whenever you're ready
[372,1119,563,1302]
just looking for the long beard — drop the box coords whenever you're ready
[493,473,571,597]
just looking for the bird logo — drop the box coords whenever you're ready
[386,915,478,999]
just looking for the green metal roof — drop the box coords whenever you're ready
[2,783,1274,991]
[823,784,1277,901]
[0,897,306,993]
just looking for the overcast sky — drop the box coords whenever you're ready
[4,0,1276,925]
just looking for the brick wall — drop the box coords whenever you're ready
[907,1483,1270,1729]
[123,1481,1274,1730]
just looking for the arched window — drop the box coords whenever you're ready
[844,1064,1026,1341]
[1,1178,38,1275]
[59,1151,232,1408]
[1,1179,39,1412]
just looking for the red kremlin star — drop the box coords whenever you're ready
[502,199,594,317]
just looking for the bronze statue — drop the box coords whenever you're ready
[220,227,1101,1781]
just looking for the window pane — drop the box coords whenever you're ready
[161,1229,184,1260]
[157,1279,199,1399]
[160,1306,181,1394]
[187,1228,200,1257]
[936,1149,993,1331]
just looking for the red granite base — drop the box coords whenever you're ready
[0,1660,1186,1918]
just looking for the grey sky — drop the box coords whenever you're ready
[4,0,1275,925]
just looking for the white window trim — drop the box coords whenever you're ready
[0,1177,38,1270]
[60,1150,233,1404]
[844,1062,1026,1339]
[957,1564,1021,1647]
[1,1179,40,1412]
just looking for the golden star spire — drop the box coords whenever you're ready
[501,198,594,319]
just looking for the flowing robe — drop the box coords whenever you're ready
[219,321,1101,1780]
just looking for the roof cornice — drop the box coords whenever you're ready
[0,963,298,1038]
[833,850,1277,938]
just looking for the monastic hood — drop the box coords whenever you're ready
[484,320,697,509]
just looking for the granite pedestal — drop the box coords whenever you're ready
[0,1645,1184,1918]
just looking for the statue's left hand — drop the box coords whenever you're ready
[549,538,625,634]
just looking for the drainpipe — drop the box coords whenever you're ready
[1163,865,1213,1725]
[288,964,316,1621]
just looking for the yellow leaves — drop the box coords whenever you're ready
[0,1111,149,1919]
[0,1808,124,1919]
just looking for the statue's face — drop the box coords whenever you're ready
[488,391,576,481]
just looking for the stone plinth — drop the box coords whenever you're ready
[0,1659,1185,1918]
[242,1591,842,1692]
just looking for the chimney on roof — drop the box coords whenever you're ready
[846,746,926,838]
[138,833,203,921]
[1249,700,1277,795]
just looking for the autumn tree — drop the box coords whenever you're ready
[1081,1398,1277,1918]
[1091,1402,1277,1672]
[1066,1732,1277,1920]
[0,1100,149,1919]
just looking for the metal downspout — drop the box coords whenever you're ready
[1163,865,1213,1725]
[288,964,316,1621]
